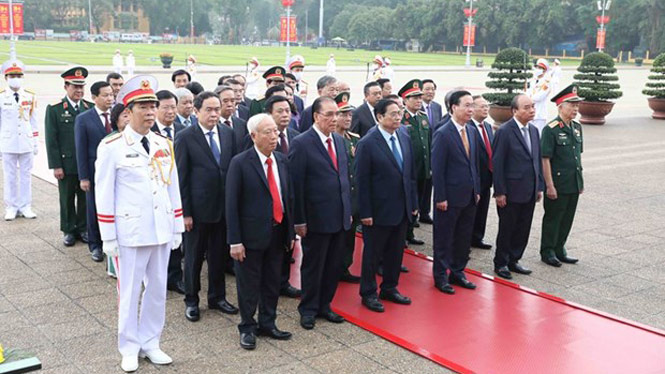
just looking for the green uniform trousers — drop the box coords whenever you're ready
[58,174,86,235]
[540,193,579,259]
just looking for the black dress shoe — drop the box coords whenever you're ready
[379,290,411,305]
[77,232,89,244]
[400,264,409,273]
[91,248,104,263]
[361,297,385,313]
[318,310,345,323]
[407,238,425,245]
[280,285,302,298]
[508,263,532,275]
[209,299,239,314]
[472,240,493,250]
[435,283,455,294]
[542,256,562,267]
[257,327,292,340]
[340,272,361,283]
[63,234,76,247]
[185,306,200,322]
[167,280,186,295]
[450,276,477,289]
[494,266,512,279]
[239,332,256,350]
[557,255,579,264]
[419,215,434,224]
[300,315,316,330]
[413,221,420,228]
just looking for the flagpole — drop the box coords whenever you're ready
[9,0,15,59]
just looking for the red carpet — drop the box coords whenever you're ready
[290,237,665,374]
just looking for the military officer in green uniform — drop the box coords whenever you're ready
[334,92,361,283]
[399,79,429,246]
[45,67,93,246]
[248,66,285,117]
[540,84,583,267]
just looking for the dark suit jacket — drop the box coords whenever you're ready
[432,112,451,133]
[175,123,237,223]
[424,100,443,127]
[355,127,418,226]
[242,126,299,151]
[350,102,376,137]
[492,118,544,204]
[150,121,185,140]
[471,119,495,189]
[226,149,295,250]
[288,128,352,233]
[236,104,250,121]
[294,95,305,114]
[220,116,247,149]
[431,120,481,208]
[75,107,110,181]
[298,105,314,133]
[174,115,198,128]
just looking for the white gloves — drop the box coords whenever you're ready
[33,144,38,155]
[172,234,182,250]
[103,239,119,258]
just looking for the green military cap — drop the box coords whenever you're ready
[61,66,88,85]
[551,84,583,106]
[398,79,423,99]
[262,66,285,82]
[335,92,354,112]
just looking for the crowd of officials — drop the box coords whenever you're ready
[0,55,583,372]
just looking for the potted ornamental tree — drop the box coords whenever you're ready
[642,52,665,119]
[573,52,622,125]
[483,47,532,125]
[159,53,174,69]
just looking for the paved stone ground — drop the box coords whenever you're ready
[1,67,665,373]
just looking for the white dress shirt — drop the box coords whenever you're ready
[94,106,110,129]
[313,124,336,158]
[199,123,220,151]
[377,125,402,160]
[156,120,175,138]
[255,146,283,205]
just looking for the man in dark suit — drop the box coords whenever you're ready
[492,94,543,279]
[377,78,392,99]
[262,95,302,298]
[289,97,352,330]
[350,81,382,137]
[75,81,114,262]
[432,89,459,133]
[175,91,239,322]
[431,90,481,295]
[470,95,495,250]
[227,113,294,350]
[422,79,443,130]
[171,69,191,89]
[356,99,418,313]
[284,73,305,114]
[297,75,338,133]
[216,85,248,148]
[151,90,187,294]
[174,87,198,127]
[228,79,250,121]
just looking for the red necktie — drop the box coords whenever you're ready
[266,158,283,224]
[326,138,338,171]
[478,123,493,172]
[102,113,111,134]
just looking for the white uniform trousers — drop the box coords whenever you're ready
[117,243,170,357]
[2,152,33,211]
[533,119,546,135]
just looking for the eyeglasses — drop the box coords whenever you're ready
[386,110,403,118]
[317,111,341,118]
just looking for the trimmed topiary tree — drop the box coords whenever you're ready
[573,52,622,102]
[483,47,532,106]
[643,53,665,98]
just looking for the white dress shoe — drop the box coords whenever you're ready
[121,355,139,372]
[18,207,36,219]
[4,209,16,221]
[139,349,172,365]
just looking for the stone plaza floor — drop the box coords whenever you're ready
[1,66,665,373]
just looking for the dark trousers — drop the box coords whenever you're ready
[360,219,408,298]
[58,174,86,235]
[432,198,476,285]
[540,193,579,259]
[84,182,101,251]
[494,198,536,268]
[235,223,285,334]
[184,220,228,307]
[168,246,184,287]
[343,215,360,272]
[418,177,432,218]
[279,247,294,290]
[298,230,345,317]
[472,182,492,244]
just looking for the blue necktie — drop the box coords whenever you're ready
[163,126,172,140]
[427,104,432,125]
[390,135,403,171]
[207,131,221,165]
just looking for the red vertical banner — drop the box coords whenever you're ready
[596,28,606,50]
[280,15,297,42]
[463,24,476,47]
[12,3,23,34]
[0,3,23,34]
[0,4,9,34]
